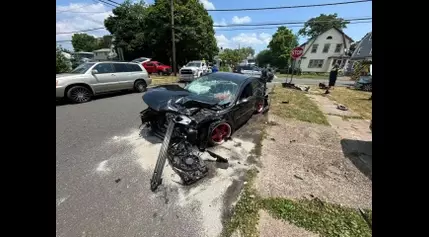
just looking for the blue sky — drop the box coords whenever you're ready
[56,0,372,53]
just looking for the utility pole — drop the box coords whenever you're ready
[170,0,177,76]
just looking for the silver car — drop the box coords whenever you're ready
[56,62,152,103]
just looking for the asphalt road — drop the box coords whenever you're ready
[56,86,269,237]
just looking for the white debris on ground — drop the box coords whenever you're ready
[110,128,256,237]
[95,160,111,173]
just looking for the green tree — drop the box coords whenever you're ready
[71,33,99,52]
[239,47,255,57]
[98,35,113,49]
[56,46,71,73]
[298,13,350,38]
[218,48,246,67]
[105,0,218,65]
[268,26,298,69]
[104,0,150,60]
[256,49,274,67]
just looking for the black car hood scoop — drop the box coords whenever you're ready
[143,84,220,112]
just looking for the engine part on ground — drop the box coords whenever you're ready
[150,119,176,191]
[337,105,348,111]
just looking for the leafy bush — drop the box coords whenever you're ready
[56,47,71,74]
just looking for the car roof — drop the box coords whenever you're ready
[208,72,253,83]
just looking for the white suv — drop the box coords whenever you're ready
[179,60,208,82]
[56,62,152,103]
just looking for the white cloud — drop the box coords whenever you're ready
[200,0,215,10]
[231,16,251,24]
[215,33,272,50]
[214,18,227,27]
[56,3,113,50]
[215,34,231,49]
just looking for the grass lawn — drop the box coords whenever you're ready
[313,87,372,120]
[262,198,372,237]
[270,86,329,125]
[150,75,178,85]
[276,73,328,79]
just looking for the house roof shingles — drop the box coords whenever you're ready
[350,32,372,60]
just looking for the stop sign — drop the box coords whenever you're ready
[291,47,304,59]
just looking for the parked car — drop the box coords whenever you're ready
[131,57,151,64]
[354,76,372,91]
[179,60,209,82]
[233,65,262,77]
[143,61,172,75]
[56,62,151,103]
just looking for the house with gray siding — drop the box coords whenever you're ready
[350,32,372,61]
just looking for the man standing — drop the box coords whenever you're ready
[325,63,340,94]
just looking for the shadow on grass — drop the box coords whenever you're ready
[340,139,372,180]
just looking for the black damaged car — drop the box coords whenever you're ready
[139,72,269,190]
[140,72,268,146]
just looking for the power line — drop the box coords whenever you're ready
[207,0,371,12]
[56,3,95,13]
[57,11,108,14]
[56,27,106,35]
[94,0,118,8]
[104,0,121,5]
[215,21,372,32]
[213,17,372,28]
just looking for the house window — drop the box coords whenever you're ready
[357,47,361,55]
[308,59,324,68]
[335,44,342,53]
[323,44,330,53]
[311,44,318,53]
[326,36,332,40]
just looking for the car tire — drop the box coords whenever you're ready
[134,80,147,93]
[363,84,372,91]
[66,85,92,103]
[208,120,232,146]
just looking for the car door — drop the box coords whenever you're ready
[145,62,155,73]
[125,63,147,89]
[112,63,133,90]
[233,81,256,126]
[91,63,116,93]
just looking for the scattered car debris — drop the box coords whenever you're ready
[337,105,348,111]
[282,101,289,104]
[115,178,121,183]
[290,139,297,143]
[358,208,372,229]
[270,137,276,141]
[282,82,310,91]
[319,83,329,89]
[293,175,304,180]
[140,72,271,191]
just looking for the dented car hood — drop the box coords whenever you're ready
[143,84,220,112]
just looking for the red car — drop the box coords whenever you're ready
[142,61,172,75]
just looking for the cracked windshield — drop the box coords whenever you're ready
[56,0,372,236]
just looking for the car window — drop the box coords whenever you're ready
[251,79,263,97]
[127,64,143,72]
[93,63,114,74]
[113,63,130,73]
[239,83,253,100]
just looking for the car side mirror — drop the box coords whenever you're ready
[91,69,98,74]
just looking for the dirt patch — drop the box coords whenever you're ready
[259,210,319,237]
[256,114,372,209]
